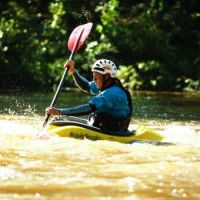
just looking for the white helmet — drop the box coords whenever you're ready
[91,59,117,77]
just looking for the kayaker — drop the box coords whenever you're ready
[46,59,132,131]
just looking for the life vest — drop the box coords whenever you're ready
[88,112,131,131]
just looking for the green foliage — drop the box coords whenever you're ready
[0,0,199,91]
[49,1,65,29]
[85,0,119,60]
[118,65,143,90]
[118,60,165,90]
[115,0,200,91]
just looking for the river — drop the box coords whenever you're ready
[0,90,200,199]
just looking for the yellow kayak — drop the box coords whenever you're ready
[46,116,164,143]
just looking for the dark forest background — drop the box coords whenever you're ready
[0,0,199,92]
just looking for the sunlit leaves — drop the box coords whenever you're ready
[49,1,65,29]
[118,66,143,90]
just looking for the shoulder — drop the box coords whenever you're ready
[105,85,124,93]
[102,86,126,98]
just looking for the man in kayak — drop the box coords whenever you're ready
[46,59,132,131]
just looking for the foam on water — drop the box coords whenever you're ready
[0,118,199,147]
[0,117,200,200]
[162,123,200,146]
[0,120,36,137]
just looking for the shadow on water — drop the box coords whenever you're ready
[130,139,175,146]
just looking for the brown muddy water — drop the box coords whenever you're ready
[0,91,200,200]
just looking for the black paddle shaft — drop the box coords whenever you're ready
[43,27,85,127]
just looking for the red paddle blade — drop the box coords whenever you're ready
[68,22,93,52]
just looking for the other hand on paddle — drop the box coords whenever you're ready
[63,59,75,74]
[46,107,60,116]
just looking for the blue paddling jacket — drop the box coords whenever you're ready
[88,81,130,117]
[60,70,133,131]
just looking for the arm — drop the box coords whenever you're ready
[60,103,95,116]
[64,59,90,93]
[72,70,90,93]
[47,104,96,116]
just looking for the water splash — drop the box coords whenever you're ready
[3,100,38,117]
[163,123,200,146]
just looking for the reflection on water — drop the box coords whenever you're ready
[0,91,200,199]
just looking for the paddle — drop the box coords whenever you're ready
[43,22,93,128]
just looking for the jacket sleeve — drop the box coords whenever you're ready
[72,70,90,93]
[59,104,96,116]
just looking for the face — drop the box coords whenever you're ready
[93,72,103,89]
